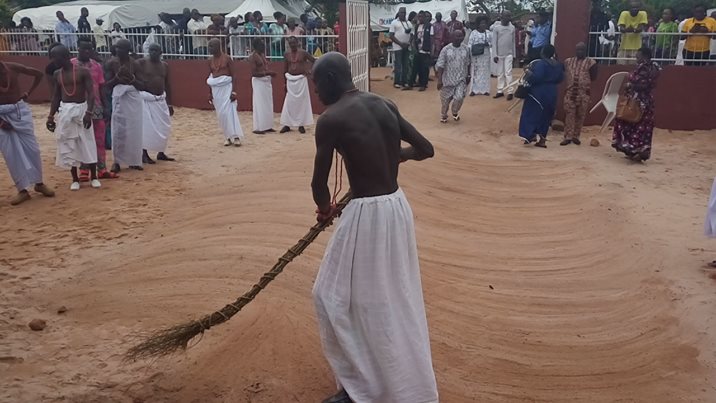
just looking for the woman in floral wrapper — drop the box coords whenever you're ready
[612,47,660,162]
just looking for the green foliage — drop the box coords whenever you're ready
[307,0,339,25]
[0,0,13,27]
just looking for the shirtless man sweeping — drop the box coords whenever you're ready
[279,36,315,134]
[105,39,145,172]
[310,52,438,403]
[47,44,100,190]
[248,38,276,134]
[207,38,244,146]
[137,43,175,163]
[0,61,55,205]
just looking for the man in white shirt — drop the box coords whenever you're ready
[389,7,412,89]
[187,9,209,56]
[227,17,244,58]
[491,11,516,100]
[92,18,108,53]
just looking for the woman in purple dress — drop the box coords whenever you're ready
[612,47,660,162]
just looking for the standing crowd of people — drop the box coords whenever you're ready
[595,1,715,65]
[387,3,689,163]
[0,6,327,206]
[518,38,660,161]
[389,8,552,124]
[1,7,339,60]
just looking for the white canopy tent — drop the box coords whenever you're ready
[48,0,241,16]
[225,0,309,22]
[13,2,160,30]
[370,0,468,31]
[13,0,245,31]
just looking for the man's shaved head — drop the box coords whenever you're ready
[50,44,71,67]
[312,52,355,105]
[50,44,69,58]
[208,38,222,56]
[115,39,131,51]
[115,39,131,59]
[148,43,162,61]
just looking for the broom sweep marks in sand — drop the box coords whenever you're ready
[125,184,350,361]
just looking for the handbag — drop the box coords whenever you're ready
[514,84,529,99]
[471,43,486,56]
[616,95,643,123]
[470,32,488,56]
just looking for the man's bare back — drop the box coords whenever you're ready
[311,53,433,219]
[0,62,40,105]
[208,54,232,78]
[317,92,402,198]
[137,59,168,95]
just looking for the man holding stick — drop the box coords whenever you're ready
[310,52,438,403]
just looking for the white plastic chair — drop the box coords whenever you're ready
[589,71,629,133]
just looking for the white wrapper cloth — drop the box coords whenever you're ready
[252,76,274,132]
[112,84,143,166]
[140,91,172,153]
[55,101,97,168]
[0,101,43,191]
[280,73,313,127]
[207,74,244,140]
[705,177,716,238]
[313,189,439,403]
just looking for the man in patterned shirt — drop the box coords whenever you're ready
[436,30,471,123]
[561,42,597,146]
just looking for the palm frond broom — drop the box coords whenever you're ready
[125,192,352,361]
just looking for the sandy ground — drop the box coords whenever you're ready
[1,67,716,403]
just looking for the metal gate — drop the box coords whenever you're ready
[346,0,370,92]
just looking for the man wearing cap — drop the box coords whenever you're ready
[93,18,108,54]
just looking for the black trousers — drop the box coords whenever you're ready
[393,49,410,86]
[683,50,711,66]
[410,53,431,88]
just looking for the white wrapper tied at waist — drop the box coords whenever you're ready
[313,189,439,403]
[252,76,274,132]
[705,177,716,238]
[112,84,144,166]
[280,73,313,128]
[207,74,244,140]
[0,102,37,171]
[140,91,172,153]
[0,101,44,190]
[55,101,97,168]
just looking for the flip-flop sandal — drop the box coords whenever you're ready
[98,170,119,179]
